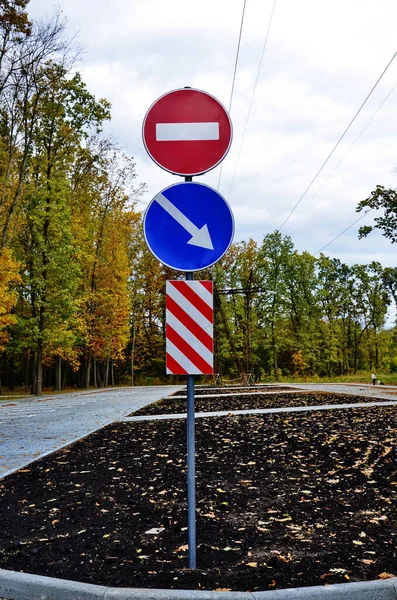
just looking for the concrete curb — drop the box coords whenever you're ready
[0,570,396,600]
[123,399,397,422]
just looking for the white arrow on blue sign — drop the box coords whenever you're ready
[143,182,234,272]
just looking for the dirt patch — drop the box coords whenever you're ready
[129,391,391,417]
[0,405,396,592]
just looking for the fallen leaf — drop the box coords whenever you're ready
[247,562,257,567]
[175,544,188,552]
[378,573,396,579]
[330,568,347,574]
[361,559,376,565]
[145,527,165,535]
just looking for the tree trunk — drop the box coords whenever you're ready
[25,351,29,393]
[104,357,110,387]
[353,328,358,374]
[85,352,91,389]
[93,355,97,388]
[97,362,103,388]
[31,352,37,395]
[131,321,136,386]
[55,356,61,391]
[62,362,67,390]
[36,343,43,396]
[271,320,279,381]
[111,359,114,387]
[8,356,14,391]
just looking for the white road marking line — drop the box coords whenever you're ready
[156,122,219,141]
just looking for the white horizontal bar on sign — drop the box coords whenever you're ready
[156,122,219,141]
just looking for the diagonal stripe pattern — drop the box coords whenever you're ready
[166,280,213,375]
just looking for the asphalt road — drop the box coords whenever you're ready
[1,382,396,480]
[0,386,182,479]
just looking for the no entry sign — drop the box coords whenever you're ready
[142,87,232,176]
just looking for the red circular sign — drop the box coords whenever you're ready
[142,88,232,177]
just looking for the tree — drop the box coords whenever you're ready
[357,185,397,243]
[0,13,70,250]
[13,62,110,395]
[0,248,19,351]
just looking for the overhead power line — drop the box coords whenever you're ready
[285,79,397,233]
[217,0,247,191]
[279,51,397,232]
[226,0,277,199]
[314,209,372,255]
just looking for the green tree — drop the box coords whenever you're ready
[357,185,397,243]
[14,63,110,394]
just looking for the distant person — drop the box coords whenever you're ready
[371,372,376,385]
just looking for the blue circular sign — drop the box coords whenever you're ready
[143,182,234,272]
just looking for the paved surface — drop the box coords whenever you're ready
[1,382,396,480]
[282,382,397,400]
[125,399,397,421]
[0,386,182,479]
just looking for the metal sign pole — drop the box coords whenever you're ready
[186,274,196,569]
[184,173,196,569]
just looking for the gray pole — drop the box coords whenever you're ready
[186,305,196,569]
[184,174,196,569]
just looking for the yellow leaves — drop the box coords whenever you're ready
[361,559,376,565]
[378,572,396,579]
[271,550,294,563]
[0,249,20,350]
[269,516,292,523]
[247,562,257,568]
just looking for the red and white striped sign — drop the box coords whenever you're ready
[166,280,213,375]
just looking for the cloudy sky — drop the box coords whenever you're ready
[29,0,397,269]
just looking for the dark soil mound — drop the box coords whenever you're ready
[0,405,396,591]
